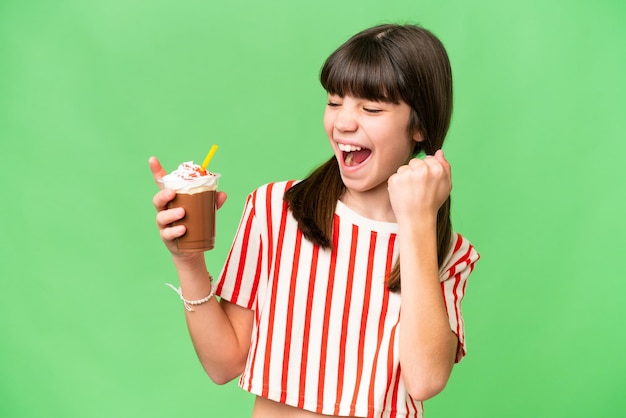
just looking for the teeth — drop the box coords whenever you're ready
[337,143,362,152]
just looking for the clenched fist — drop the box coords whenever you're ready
[387,150,451,226]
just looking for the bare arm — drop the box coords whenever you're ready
[388,150,457,400]
[396,220,457,400]
[169,256,253,384]
[150,156,253,384]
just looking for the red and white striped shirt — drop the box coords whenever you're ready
[216,181,479,417]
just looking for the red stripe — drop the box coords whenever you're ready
[297,245,320,409]
[440,280,449,315]
[442,239,476,345]
[216,193,254,296]
[389,363,402,418]
[247,241,263,310]
[456,245,474,272]
[408,394,419,416]
[453,233,463,252]
[452,273,463,339]
[446,234,465,278]
[261,184,290,398]
[245,304,262,392]
[449,241,475,279]
[384,317,400,415]
[230,203,256,304]
[334,224,359,415]
[240,192,261,391]
[265,183,274,278]
[368,233,396,414]
[280,229,303,402]
[456,270,469,362]
[316,214,340,414]
[349,230,377,416]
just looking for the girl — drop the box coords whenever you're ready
[150,23,479,418]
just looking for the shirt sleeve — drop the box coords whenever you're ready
[215,191,265,310]
[438,232,480,362]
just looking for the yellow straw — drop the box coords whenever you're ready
[201,144,218,171]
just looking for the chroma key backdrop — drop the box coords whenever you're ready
[1,0,625,417]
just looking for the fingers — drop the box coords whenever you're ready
[412,149,451,178]
[156,206,184,228]
[154,200,186,242]
[160,225,186,242]
[389,149,452,193]
[153,189,225,237]
[216,191,228,210]
[406,155,443,177]
[158,216,186,240]
[152,188,177,212]
[432,149,451,175]
[149,156,168,189]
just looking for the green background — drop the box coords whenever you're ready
[1,0,625,417]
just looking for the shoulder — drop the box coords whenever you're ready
[250,180,300,196]
[439,232,480,280]
[247,180,301,206]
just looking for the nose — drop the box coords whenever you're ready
[334,105,358,132]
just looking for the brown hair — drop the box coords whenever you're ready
[284,24,453,291]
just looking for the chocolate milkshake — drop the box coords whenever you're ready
[160,161,221,252]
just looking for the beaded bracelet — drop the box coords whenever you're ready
[165,278,214,312]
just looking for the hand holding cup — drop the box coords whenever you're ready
[149,155,226,256]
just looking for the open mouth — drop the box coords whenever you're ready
[338,143,371,167]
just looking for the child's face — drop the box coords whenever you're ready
[324,93,420,196]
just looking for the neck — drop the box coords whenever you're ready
[340,185,396,223]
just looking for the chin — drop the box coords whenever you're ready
[338,175,381,195]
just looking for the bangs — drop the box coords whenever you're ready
[320,38,404,103]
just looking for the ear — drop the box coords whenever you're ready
[412,130,424,143]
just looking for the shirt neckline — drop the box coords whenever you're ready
[335,200,399,234]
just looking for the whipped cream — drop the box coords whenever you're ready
[160,161,220,192]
